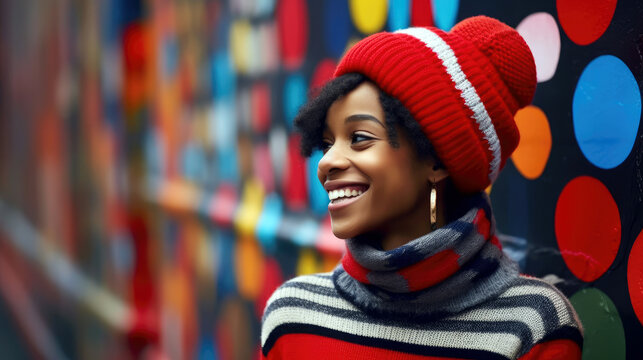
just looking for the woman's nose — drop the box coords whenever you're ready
[317,143,350,179]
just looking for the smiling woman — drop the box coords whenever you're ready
[319,81,447,250]
[261,16,583,360]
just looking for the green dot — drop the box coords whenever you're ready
[570,288,625,359]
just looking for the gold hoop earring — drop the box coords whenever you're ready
[430,181,437,231]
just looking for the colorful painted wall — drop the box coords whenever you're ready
[0,0,641,359]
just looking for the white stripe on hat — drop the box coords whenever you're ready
[395,27,501,183]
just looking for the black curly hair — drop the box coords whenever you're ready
[294,73,442,168]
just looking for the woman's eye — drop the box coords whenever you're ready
[351,133,373,144]
[321,141,333,152]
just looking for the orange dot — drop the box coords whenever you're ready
[511,105,552,179]
[235,237,265,300]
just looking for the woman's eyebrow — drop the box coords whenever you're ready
[345,114,385,128]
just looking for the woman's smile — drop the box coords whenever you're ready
[324,181,369,210]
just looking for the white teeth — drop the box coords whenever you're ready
[328,188,366,201]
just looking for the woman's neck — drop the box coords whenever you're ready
[371,181,450,251]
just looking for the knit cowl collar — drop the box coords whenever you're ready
[332,192,519,321]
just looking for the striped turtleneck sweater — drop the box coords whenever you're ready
[261,193,583,359]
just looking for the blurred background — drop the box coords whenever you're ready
[1,0,642,359]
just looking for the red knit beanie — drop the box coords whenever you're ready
[334,16,537,193]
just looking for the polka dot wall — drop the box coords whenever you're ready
[0,0,641,359]
[467,1,643,358]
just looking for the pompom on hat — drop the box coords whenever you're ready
[334,16,537,193]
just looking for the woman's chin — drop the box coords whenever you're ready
[330,227,352,240]
[329,220,362,240]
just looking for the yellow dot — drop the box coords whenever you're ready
[349,0,388,34]
[230,20,252,73]
[234,178,265,237]
[511,105,552,180]
[296,248,320,275]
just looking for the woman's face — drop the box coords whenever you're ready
[317,82,437,243]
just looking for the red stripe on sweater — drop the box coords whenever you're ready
[342,250,371,284]
[490,234,502,250]
[263,333,469,360]
[472,208,490,240]
[518,339,581,360]
[398,249,460,291]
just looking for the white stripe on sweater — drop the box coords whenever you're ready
[452,307,545,342]
[264,274,335,309]
[265,285,357,313]
[267,281,547,345]
[499,283,575,327]
[262,306,522,358]
[395,27,502,182]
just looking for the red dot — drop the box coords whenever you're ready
[251,82,271,133]
[277,0,309,70]
[310,59,337,98]
[282,134,308,210]
[411,0,434,27]
[556,0,617,45]
[555,176,621,282]
[255,257,284,319]
[628,230,643,326]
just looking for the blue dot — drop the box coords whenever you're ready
[162,36,179,77]
[217,146,239,183]
[283,73,307,129]
[214,102,239,182]
[144,129,165,176]
[307,150,330,216]
[432,0,459,30]
[256,193,283,254]
[388,0,410,31]
[217,230,237,296]
[573,55,641,169]
[324,0,351,58]
[255,0,275,17]
[181,142,202,181]
[197,336,218,360]
[212,51,235,99]
[292,218,319,246]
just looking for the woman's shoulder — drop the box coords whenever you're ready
[263,271,339,310]
[261,271,352,327]
[500,275,580,317]
[260,271,354,351]
[494,274,583,341]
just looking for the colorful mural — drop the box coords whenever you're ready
[0,0,641,359]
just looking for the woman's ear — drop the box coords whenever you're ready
[428,160,449,183]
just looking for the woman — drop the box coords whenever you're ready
[261,16,583,359]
